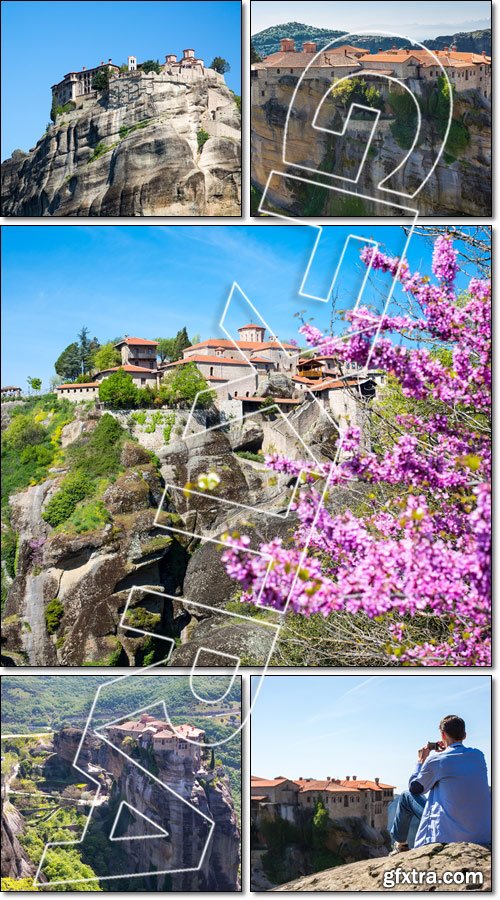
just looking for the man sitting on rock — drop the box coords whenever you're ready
[390,714,491,854]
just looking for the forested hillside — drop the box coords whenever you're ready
[251,23,491,58]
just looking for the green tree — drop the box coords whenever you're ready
[1,878,40,891]
[210,56,230,74]
[92,342,121,371]
[4,415,47,451]
[54,342,81,382]
[159,361,216,408]
[98,369,139,408]
[50,374,64,392]
[42,847,102,890]
[92,68,111,93]
[156,337,177,364]
[173,327,191,360]
[250,43,262,64]
[27,376,42,394]
[141,60,162,74]
[78,326,98,374]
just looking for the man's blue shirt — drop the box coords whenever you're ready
[409,743,491,847]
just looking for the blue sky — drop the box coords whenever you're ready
[251,0,491,39]
[250,675,492,792]
[1,224,485,391]
[1,0,241,159]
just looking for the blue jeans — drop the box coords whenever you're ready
[390,790,426,843]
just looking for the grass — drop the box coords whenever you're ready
[87,141,118,163]
[1,396,74,509]
[118,120,151,140]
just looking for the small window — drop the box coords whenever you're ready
[261,90,265,97]
[234,391,238,397]
[210,366,214,376]
[277,68,280,74]
[245,391,249,397]
[141,378,146,385]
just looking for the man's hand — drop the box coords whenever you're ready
[418,745,431,764]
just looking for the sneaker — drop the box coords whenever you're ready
[389,841,410,856]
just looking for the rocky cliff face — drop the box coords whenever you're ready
[1,407,284,665]
[1,404,339,667]
[51,726,240,891]
[1,778,36,880]
[251,80,491,216]
[271,843,491,892]
[2,70,240,216]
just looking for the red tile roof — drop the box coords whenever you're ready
[115,337,158,346]
[339,779,395,791]
[238,323,266,330]
[99,365,158,374]
[57,382,99,389]
[251,777,292,788]
[254,50,361,69]
[186,338,296,351]
[164,354,253,368]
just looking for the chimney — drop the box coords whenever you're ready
[280,38,295,53]
[353,775,357,781]
[375,777,380,785]
[444,46,449,52]
[82,66,86,71]
[108,58,112,63]
[378,48,383,52]
[302,41,317,53]
[326,776,331,781]
[346,775,350,781]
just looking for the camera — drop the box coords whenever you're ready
[427,741,440,751]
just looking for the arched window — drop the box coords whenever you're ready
[246,391,249,397]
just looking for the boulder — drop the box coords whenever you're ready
[170,619,276,666]
[103,472,150,514]
[272,843,491,892]
[120,440,151,467]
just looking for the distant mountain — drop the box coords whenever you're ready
[251,22,491,59]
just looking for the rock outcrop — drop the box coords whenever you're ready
[2,69,240,216]
[251,81,491,216]
[50,727,240,891]
[272,843,491,892]
[1,780,36,880]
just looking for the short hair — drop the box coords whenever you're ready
[439,715,466,741]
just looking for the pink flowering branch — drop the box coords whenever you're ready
[222,235,491,666]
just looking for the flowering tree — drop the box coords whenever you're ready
[222,234,491,666]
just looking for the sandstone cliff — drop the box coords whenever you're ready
[1,778,36,881]
[51,726,240,891]
[2,69,240,216]
[271,843,491,892]
[251,80,491,216]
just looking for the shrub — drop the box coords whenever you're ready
[98,369,139,408]
[159,361,216,408]
[87,141,118,163]
[42,471,92,527]
[62,500,111,534]
[141,60,162,74]
[197,128,210,151]
[68,413,126,480]
[5,415,47,451]
[123,607,161,630]
[45,598,64,634]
